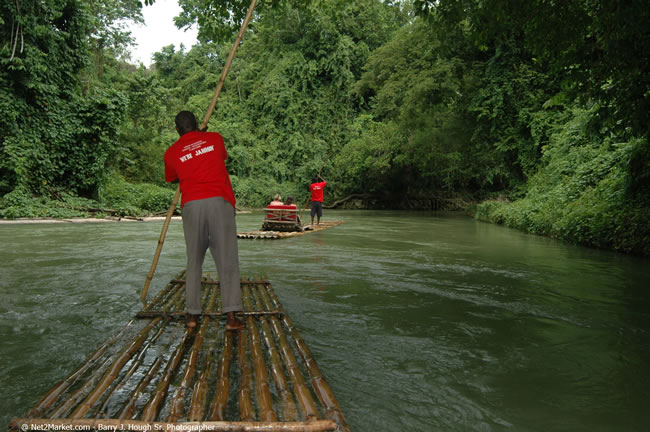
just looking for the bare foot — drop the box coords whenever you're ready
[186,313,199,328]
[225,312,245,331]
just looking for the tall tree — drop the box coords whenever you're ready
[86,0,144,77]
[0,0,131,197]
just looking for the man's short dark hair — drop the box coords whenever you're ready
[312,177,318,184]
[175,111,198,135]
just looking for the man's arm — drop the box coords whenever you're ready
[164,153,179,184]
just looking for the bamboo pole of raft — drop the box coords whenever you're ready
[117,356,163,420]
[96,323,167,417]
[69,318,164,418]
[167,284,219,421]
[171,279,271,286]
[250,284,298,420]
[9,419,338,432]
[25,319,135,418]
[139,328,193,421]
[70,290,185,419]
[237,325,255,421]
[188,283,221,421]
[188,328,219,420]
[141,0,260,305]
[136,310,281,319]
[242,284,277,422]
[254,287,320,419]
[144,270,185,311]
[167,318,210,421]
[262,285,350,432]
[208,329,235,420]
[48,356,114,418]
[135,290,195,420]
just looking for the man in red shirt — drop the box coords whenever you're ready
[309,175,327,226]
[164,111,244,330]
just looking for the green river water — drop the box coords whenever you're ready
[1,210,649,431]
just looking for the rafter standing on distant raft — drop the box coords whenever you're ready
[309,174,327,226]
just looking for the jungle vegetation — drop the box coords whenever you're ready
[1,0,648,255]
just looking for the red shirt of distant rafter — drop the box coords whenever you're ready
[309,181,327,202]
[164,131,236,208]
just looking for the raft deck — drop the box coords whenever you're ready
[238,221,344,240]
[10,272,348,432]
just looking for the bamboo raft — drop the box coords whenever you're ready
[10,272,349,432]
[237,221,344,240]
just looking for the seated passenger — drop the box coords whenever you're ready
[269,194,283,206]
[284,196,297,208]
[284,196,302,225]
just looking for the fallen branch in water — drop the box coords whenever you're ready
[324,194,374,209]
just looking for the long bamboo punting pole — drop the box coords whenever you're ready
[250,284,298,421]
[69,318,163,419]
[242,285,277,422]
[9,419,338,432]
[200,0,259,129]
[263,285,350,432]
[141,0,260,305]
[208,329,235,420]
[141,187,180,305]
[25,320,135,417]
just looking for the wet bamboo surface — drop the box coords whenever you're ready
[10,271,348,432]
[238,221,344,240]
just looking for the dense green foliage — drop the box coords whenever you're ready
[474,108,649,255]
[1,0,648,255]
[0,0,132,198]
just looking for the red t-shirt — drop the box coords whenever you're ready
[164,131,236,208]
[309,181,327,202]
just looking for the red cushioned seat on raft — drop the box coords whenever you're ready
[265,205,298,221]
[262,205,302,232]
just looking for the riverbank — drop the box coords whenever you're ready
[0,216,183,224]
[0,211,252,225]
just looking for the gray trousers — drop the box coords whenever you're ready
[182,197,242,314]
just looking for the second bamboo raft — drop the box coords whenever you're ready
[10,272,349,432]
[238,221,344,240]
